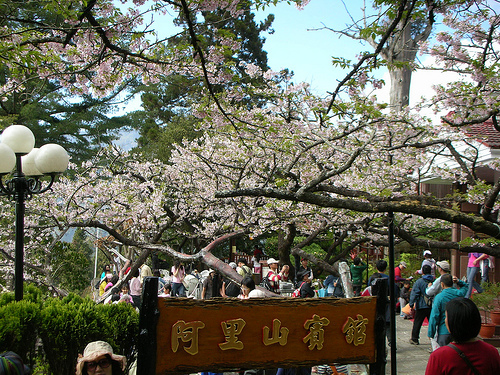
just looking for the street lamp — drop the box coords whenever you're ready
[0,125,69,301]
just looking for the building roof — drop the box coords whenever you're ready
[463,119,500,149]
[420,117,500,184]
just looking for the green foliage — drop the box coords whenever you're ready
[264,236,326,264]
[39,294,99,375]
[472,282,500,323]
[0,288,139,375]
[0,2,135,164]
[95,303,139,360]
[132,3,273,162]
[50,228,94,294]
[459,236,500,248]
[0,299,40,365]
[399,252,421,276]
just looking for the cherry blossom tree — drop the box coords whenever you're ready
[3,0,500,296]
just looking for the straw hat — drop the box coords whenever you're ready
[76,341,126,375]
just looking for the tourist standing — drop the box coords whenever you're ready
[427,274,468,348]
[416,250,437,277]
[350,257,367,296]
[171,260,186,297]
[409,265,434,345]
[466,252,488,298]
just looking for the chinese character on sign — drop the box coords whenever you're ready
[171,320,206,355]
[219,318,246,350]
[263,319,289,346]
[303,314,330,350]
[342,314,369,346]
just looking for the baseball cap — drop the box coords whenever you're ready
[436,260,450,272]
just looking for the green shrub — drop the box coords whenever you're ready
[95,303,140,365]
[0,299,41,367]
[39,294,101,374]
[0,288,139,375]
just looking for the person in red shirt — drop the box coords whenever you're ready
[425,297,500,375]
[394,261,407,283]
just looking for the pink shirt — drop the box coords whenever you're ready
[130,277,141,296]
[467,253,483,268]
[171,266,185,283]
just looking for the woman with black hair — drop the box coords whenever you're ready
[239,276,255,299]
[425,297,500,374]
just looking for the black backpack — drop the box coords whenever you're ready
[260,273,273,291]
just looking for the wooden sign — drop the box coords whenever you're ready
[138,277,387,375]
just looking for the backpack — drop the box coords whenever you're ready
[260,273,273,291]
[241,265,252,278]
[291,282,306,298]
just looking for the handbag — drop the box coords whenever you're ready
[447,343,481,375]
[317,288,327,297]
[401,303,412,315]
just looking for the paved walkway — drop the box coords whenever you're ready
[383,315,500,375]
[386,316,432,375]
[338,316,431,375]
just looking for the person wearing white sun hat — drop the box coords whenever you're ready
[426,260,451,298]
[76,341,126,375]
[264,258,281,294]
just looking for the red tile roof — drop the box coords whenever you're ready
[463,119,500,149]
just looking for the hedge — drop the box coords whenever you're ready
[0,287,139,375]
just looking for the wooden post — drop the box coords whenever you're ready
[138,277,159,375]
[388,211,397,374]
[370,277,388,375]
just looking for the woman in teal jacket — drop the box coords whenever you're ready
[428,273,468,347]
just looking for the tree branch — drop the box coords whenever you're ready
[215,187,500,239]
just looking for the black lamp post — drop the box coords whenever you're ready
[0,125,69,301]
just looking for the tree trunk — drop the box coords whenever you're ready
[339,261,354,298]
[389,66,412,111]
[278,224,296,278]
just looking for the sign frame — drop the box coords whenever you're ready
[137,277,387,375]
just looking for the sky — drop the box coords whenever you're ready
[254,0,363,97]
[254,0,459,111]
[115,0,457,148]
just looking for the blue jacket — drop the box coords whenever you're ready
[428,280,468,338]
[324,275,344,297]
[409,274,434,310]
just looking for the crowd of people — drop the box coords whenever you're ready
[94,248,499,374]
[4,247,499,375]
